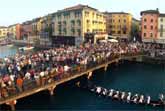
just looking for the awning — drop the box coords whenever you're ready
[99,40,107,43]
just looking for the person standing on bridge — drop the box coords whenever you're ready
[16,75,23,92]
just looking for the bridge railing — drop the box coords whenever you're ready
[0,52,144,104]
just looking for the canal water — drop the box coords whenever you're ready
[0,46,18,58]
[1,46,165,110]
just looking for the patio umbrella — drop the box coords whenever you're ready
[108,39,118,43]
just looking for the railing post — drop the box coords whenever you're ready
[115,59,119,66]
[104,64,108,71]
[76,81,80,87]
[6,100,17,111]
[87,71,93,80]
[48,85,56,96]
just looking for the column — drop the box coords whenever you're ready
[6,100,17,111]
[87,71,93,79]
[48,85,56,96]
[76,81,80,87]
[104,64,108,71]
[115,59,119,66]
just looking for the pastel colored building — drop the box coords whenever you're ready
[16,24,22,40]
[0,26,8,39]
[21,21,32,39]
[52,4,106,41]
[8,24,22,40]
[104,12,132,39]
[8,24,17,39]
[141,10,159,43]
[158,14,165,44]
[41,14,53,33]
[32,18,41,36]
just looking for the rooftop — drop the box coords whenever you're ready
[22,21,33,25]
[140,9,159,15]
[58,4,98,12]
[104,12,131,15]
[0,26,7,28]
[133,18,140,22]
[159,13,165,17]
[8,24,19,27]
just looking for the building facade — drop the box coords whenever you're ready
[131,18,141,41]
[16,24,22,40]
[39,14,54,46]
[8,24,16,39]
[52,4,106,41]
[158,14,165,44]
[21,21,33,40]
[0,26,8,39]
[141,10,159,43]
[32,18,41,36]
[8,24,22,40]
[104,12,132,39]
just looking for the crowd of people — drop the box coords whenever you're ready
[142,43,165,58]
[0,42,143,100]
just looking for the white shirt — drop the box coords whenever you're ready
[17,66,21,71]
[64,65,70,72]
[10,75,15,82]
[40,71,45,77]
[25,72,31,79]
[34,74,40,79]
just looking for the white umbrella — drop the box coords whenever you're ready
[108,39,118,43]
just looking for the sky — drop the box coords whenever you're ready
[0,0,163,26]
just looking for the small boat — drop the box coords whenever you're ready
[19,46,34,51]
